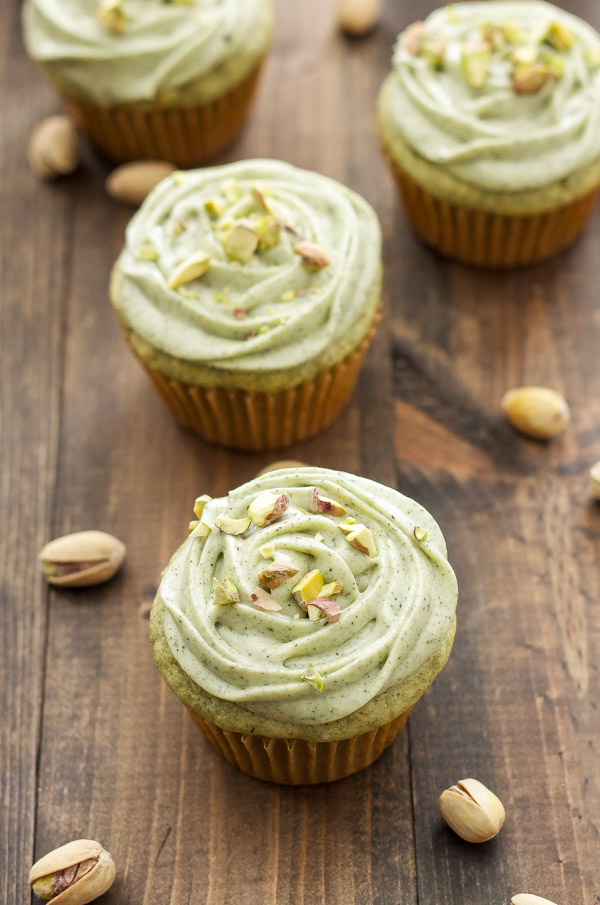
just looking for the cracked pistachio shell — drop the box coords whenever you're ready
[40,531,126,588]
[440,778,505,843]
[29,839,116,905]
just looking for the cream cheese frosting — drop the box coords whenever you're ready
[111,160,382,383]
[379,1,600,192]
[22,0,274,106]
[159,467,458,726]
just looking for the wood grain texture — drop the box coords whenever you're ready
[2,1,599,903]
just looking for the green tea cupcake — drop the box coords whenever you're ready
[110,159,382,450]
[22,0,274,167]
[377,1,600,267]
[150,466,458,784]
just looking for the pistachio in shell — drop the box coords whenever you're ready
[29,838,116,904]
[40,530,126,588]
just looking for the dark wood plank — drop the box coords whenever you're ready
[0,4,77,902]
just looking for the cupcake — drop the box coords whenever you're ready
[377,1,600,268]
[150,466,458,784]
[110,159,382,450]
[22,0,274,167]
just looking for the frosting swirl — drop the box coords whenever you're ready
[381,1,600,191]
[22,0,273,106]
[112,160,382,382]
[160,467,458,725]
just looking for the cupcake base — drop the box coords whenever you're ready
[386,154,600,269]
[58,62,265,168]
[188,707,412,784]
[122,310,380,451]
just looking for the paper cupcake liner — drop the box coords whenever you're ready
[122,310,380,451]
[188,707,412,784]
[58,63,264,168]
[386,155,600,269]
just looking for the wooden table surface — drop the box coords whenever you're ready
[3,1,600,902]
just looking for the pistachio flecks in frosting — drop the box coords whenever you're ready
[383,1,600,191]
[160,467,458,725]
[22,0,274,106]
[113,160,382,376]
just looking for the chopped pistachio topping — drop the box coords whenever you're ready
[193,494,212,519]
[259,561,300,589]
[251,586,283,612]
[251,185,270,212]
[173,218,188,236]
[249,491,289,527]
[138,243,159,262]
[306,597,341,624]
[422,33,447,68]
[223,179,242,203]
[224,222,259,262]
[259,543,275,559]
[544,21,576,51]
[204,199,224,218]
[96,0,129,33]
[321,581,343,597]
[293,241,330,269]
[311,488,347,517]
[461,41,491,88]
[346,524,377,557]
[403,20,425,55]
[585,45,600,67]
[190,522,211,539]
[292,569,324,606]
[253,216,281,250]
[168,251,211,289]
[213,577,240,605]
[301,664,324,692]
[512,63,552,95]
[281,290,296,302]
[413,526,429,542]
[215,514,251,536]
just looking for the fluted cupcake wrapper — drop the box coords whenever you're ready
[122,309,380,451]
[57,63,264,168]
[386,154,600,269]
[188,707,412,784]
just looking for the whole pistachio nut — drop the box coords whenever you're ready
[511,896,560,905]
[28,115,78,181]
[440,778,505,843]
[501,386,570,439]
[40,531,126,588]
[29,839,116,904]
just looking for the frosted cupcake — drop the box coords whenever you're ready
[22,0,274,167]
[110,159,382,450]
[150,467,458,784]
[377,1,600,267]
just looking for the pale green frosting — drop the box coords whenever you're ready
[111,160,382,390]
[159,467,458,726]
[379,1,600,193]
[22,0,274,106]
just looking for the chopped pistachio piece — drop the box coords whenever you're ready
[338,517,356,535]
[249,491,289,527]
[413,526,429,542]
[346,524,377,557]
[301,664,324,692]
[251,586,282,612]
[96,0,129,33]
[402,20,425,55]
[585,45,600,67]
[259,561,300,589]
[503,19,525,44]
[205,199,224,218]
[189,520,200,531]
[168,251,211,289]
[190,522,211,539]
[544,21,576,51]
[307,597,341,624]
[254,216,281,250]
[215,515,251,536]
[293,241,330,269]
[213,577,240,605]
[259,543,275,558]
[173,218,188,236]
[422,34,447,68]
[512,63,552,94]
[481,24,505,51]
[281,290,296,302]
[511,46,538,66]
[311,488,347,517]
[321,581,343,597]
[224,222,259,262]
[251,185,270,212]
[193,494,212,519]
[138,243,159,262]
[461,41,491,88]
[223,179,242,203]
[292,569,324,606]
[542,51,565,78]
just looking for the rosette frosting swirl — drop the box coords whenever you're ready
[22,0,273,106]
[112,160,382,381]
[382,1,600,191]
[160,467,458,725]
